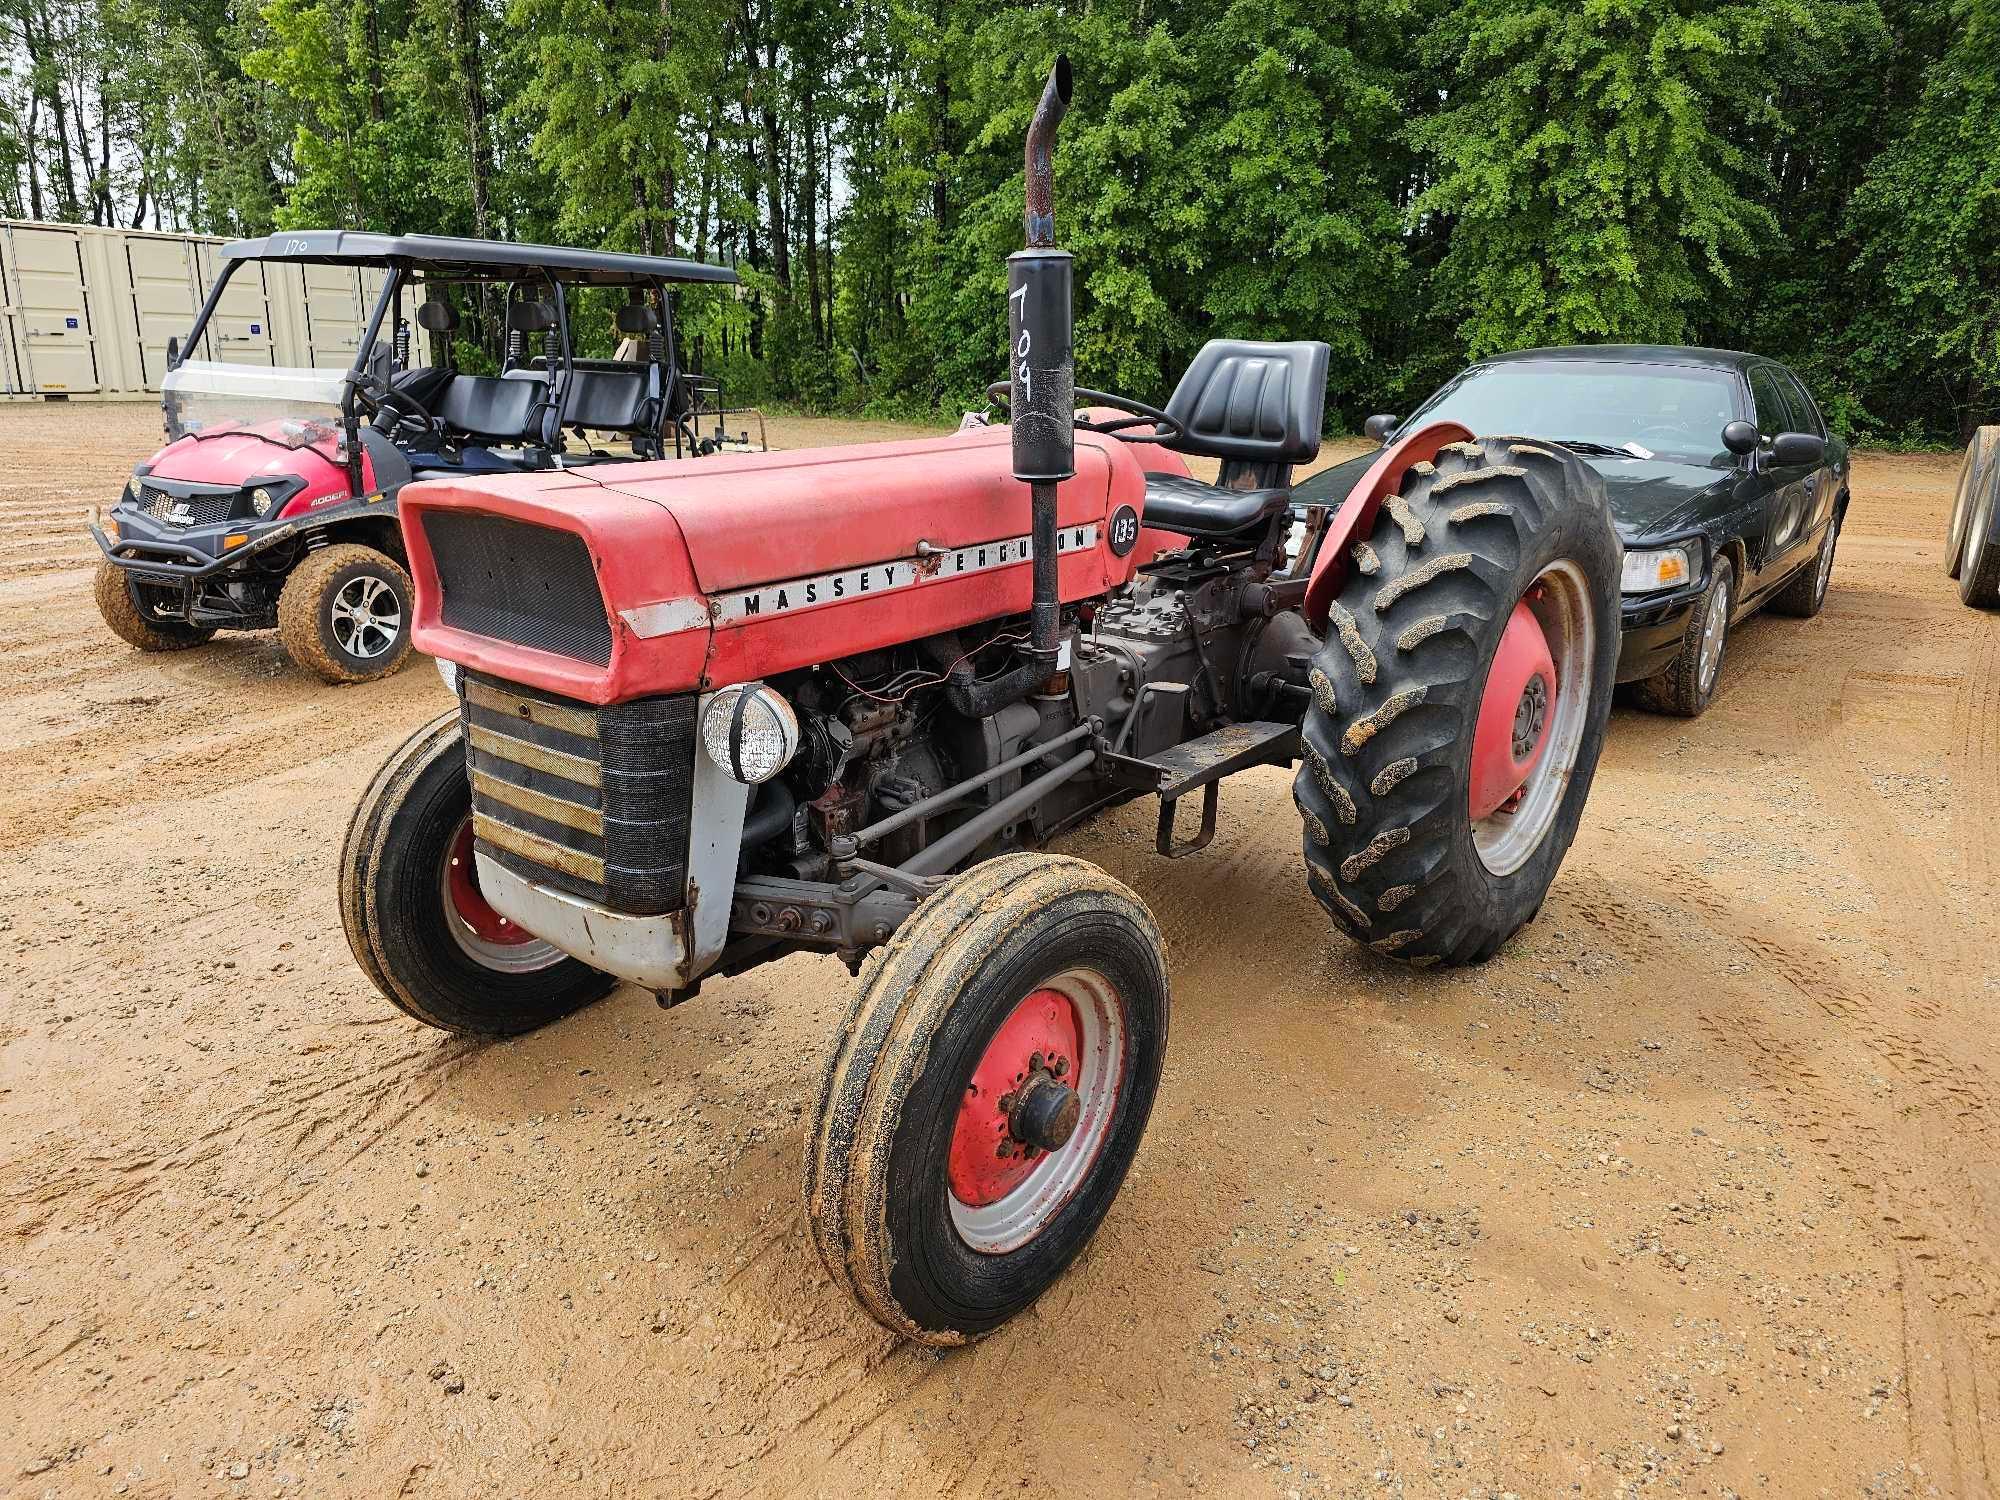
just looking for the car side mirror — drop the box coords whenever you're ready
[1364,413,1399,443]
[1769,431,1825,467]
[1721,420,1759,457]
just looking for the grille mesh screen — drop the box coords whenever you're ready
[426,510,612,666]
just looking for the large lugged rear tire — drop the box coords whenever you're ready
[1946,427,1998,579]
[93,560,214,652]
[279,543,414,684]
[1294,436,1621,966]
[340,710,619,1035]
[805,853,1168,1346]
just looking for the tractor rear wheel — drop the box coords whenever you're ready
[805,853,1168,1345]
[93,560,214,652]
[1293,436,1621,966]
[340,709,618,1035]
[1946,428,1998,579]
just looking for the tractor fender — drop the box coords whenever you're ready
[1302,420,1473,633]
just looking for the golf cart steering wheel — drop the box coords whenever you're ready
[984,382,1187,446]
[354,374,440,444]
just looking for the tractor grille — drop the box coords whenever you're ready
[136,484,239,528]
[459,671,695,915]
[426,511,613,666]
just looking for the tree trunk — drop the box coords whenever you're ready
[361,0,386,124]
[802,81,821,343]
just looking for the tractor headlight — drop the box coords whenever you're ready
[251,486,276,516]
[700,684,799,784]
[1621,544,1699,595]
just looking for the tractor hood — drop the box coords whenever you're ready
[401,428,1152,705]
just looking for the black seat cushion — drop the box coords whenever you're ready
[1142,472,1292,539]
[564,367,648,433]
[1163,340,1331,466]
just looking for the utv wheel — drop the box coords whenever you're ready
[1768,515,1840,619]
[1957,439,2000,609]
[278,543,414,683]
[92,560,214,652]
[805,853,1168,1345]
[1946,428,1998,579]
[340,709,619,1036]
[1638,553,1736,714]
[1294,435,1620,966]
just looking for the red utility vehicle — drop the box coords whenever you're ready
[342,60,1623,1344]
[89,236,741,682]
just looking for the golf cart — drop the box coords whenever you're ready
[88,232,746,683]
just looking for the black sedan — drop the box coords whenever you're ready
[1298,345,1851,716]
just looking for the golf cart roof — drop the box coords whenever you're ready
[219,230,739,287]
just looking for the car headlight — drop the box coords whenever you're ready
[126,474,143,499]
[700,684,799,784]
[250,486,276,516]
[1621,544,1698,595]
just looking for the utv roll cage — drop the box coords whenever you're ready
[166,231,748,493]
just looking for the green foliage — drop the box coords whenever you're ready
[2,0,1992,440]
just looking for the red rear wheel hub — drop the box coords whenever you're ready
[948,989,1083,1209]
[1469,594,1557,820]
[444,819,534,945]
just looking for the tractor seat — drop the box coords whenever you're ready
[1139,339,1331,540]
[1141,473,1292,538]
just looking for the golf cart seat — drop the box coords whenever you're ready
[433,301,558,446]
[1141,340,1330,540]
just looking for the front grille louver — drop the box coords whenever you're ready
[460,673,695,915]
[427,510,614,666]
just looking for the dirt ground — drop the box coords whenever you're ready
[1,401,1995,1500]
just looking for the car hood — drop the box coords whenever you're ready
[1292,449,1733,545]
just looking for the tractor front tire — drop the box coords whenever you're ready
[1294,436,1620,966]
[93,560,214,652]
[279,543,414,684]
[340,709,619,1036]
[805,853,1168,1345]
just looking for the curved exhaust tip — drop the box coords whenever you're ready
[1052,53,1072,106]
[1024,55,1075,249]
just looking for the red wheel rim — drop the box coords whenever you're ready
[1468,592,1557,821]
[444,818,533,946]
[948,989,1082,1208]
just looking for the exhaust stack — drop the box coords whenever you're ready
[1009,55,1075,672]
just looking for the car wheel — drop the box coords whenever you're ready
[1637,553,1734,717]
[1946,428,1998,579]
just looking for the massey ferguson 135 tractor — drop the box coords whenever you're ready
[342,59,1622,1344]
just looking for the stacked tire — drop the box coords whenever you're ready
[1948,426,2000,609]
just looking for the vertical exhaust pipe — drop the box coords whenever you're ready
[1009,55,1075,672]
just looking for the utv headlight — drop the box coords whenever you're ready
[126,474,143,499]
[701,684,800,784]
[250,486,276,516]
[1621,544,1699,595]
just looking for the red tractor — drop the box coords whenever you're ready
[342,60,1622,1345]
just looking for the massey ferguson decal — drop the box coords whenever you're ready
[619,524,1100,640]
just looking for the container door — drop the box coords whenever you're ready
[302,262,366,368]
[1,224,100,393]
[125,235,200,388]
[195,244,277,369]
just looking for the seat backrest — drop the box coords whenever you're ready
[436,373,550,444]
[1163,340,1331,465]
[564,366,649,433]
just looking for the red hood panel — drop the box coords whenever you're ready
[592,428,1121,593]
[147,426,345,487]
[403,430,1153,704]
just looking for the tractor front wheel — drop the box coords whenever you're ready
[1294,435,1621,966]
[805,853,1168,1345]
[340,710,619,1035]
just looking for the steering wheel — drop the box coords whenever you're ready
[357,376,441,445]
[985,382,1187,446]
[1634,424,1688,448]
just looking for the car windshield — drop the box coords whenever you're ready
[1402,360,1740,464]
[161,361,349,452]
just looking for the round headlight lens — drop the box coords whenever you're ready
[126,474,142,499]
[251,486,276,516]
[700,684,800,784]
